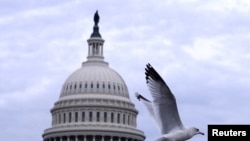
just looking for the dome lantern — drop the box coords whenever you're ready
[86,11,105,63]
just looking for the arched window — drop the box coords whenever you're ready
[117,113,120,124]
[96,112,100,122]
[69,112,72,123]
[85,83,88,88]
[63,113,66,123]
[123,114,126,124]
[59,114,61,124]
[75,112,78,122]
[91,83,93,88]
[82,112,85,122]
[89,112,92,122]
[97,83,99,88]
[104,112,107,122]
[111,112,114,123]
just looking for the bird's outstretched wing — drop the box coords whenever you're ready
[145,63,184,134]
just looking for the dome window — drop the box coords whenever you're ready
[75,112,78,122]
[111,112,114,123]
[104,112,107,122]
[82,112,85,122]
[89,112,93,122]
[91,83,93,88]
[63,113,66,123]
[85,83,88,88]
[96,112,100,122]
[97,83,99,88]
[123,114,126,124]
[108,84,111,89]
[117,113,120,124]
[74,84,77,89]
[102,83,105,89]
[59,114,61,124]
[79,83,82,89]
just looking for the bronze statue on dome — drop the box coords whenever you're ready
[94,10,99,25]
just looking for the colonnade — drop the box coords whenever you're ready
[52,109,137,127]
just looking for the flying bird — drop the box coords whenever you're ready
[136,63,204,141]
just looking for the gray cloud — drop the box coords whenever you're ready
[1,0,250,141]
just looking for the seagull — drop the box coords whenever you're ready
[136,63,204,141]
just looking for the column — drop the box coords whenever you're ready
[101,136,104,141]
[89,45,91,56]
[65,112,68,123]
[79,110,82,122]
[72,111,75,122]
[54,112,58,125]
[84,135,86,141]
[92,110,96,122]
[101,44,103,56]
[75,135,78,141]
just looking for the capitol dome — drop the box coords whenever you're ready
[42,11,145,141]
[60,61,130,99]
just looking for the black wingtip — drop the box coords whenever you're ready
[135,93,151,102]
[145,63,152,82]
[135,92,141,101]
[145,63,165,82]
[146,63,151,69]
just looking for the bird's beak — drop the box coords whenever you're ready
[198,132,205,135]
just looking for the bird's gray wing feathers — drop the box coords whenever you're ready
[135,93,161,130]
[145,63,184,134]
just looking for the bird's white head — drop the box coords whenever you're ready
[188,127,205,137]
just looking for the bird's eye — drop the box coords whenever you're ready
[196,128,199,132]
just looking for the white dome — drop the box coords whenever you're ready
[60,61,130,99]
[43,12,145,141]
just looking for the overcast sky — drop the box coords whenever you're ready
[1,0,250,141]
